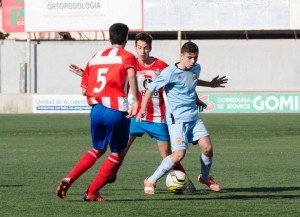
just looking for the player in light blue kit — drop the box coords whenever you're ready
[136,41,226,194]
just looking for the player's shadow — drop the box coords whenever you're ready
[68,186,300,202]
[0,184,24,187]
[222,186,300,193]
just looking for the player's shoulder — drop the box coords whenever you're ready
[119,48,135,57]
[191,63,201,71]
[160,64,179,78]
[152,57,168,67]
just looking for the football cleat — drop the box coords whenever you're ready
[144,178,156,195]
[56,178,72,199]
[83,191,106,202]
[185,180,197,193]
[198,175,221,192]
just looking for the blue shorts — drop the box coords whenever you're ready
[168,119,209,152]
[90,104,129,152]
[129,117,169,141]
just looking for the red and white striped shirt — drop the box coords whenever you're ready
[136,58,168,123]
[81,47,136,112]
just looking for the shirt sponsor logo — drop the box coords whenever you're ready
[176,137,182,145]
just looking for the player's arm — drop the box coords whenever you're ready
[195,92,207,112]
[69,64,84,77]
[197,75,228,88]
[80,64,89,96]
[127,67,139,117]
[136,88,153,121]
[81,87,87,96]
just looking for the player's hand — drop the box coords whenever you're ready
[69,64,83,77]
[210,75,228,88]
[196,98,207,112]
[127,101,139,118]
[135,109,146,122]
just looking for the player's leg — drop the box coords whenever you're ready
[156,140,186,173]
[56,104,108,199]
[107,135,137,183]
[84,106,130,202]
[150,122,196,192]
[147,121,186,173]
[144,123,187,194]
[145,150,186,194]
[191,119,221,192]
[56,148,107,199]
[197,136,220,192]
[84,151,123,202]
[107,116,143,183]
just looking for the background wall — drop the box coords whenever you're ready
[0,39,299,94]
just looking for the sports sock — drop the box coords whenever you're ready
[66,149,102,183]
[173,162,186,173]
[200,153,213,180]
[109,158,124,180]
[148,155,175,183]
[87,154,120,194]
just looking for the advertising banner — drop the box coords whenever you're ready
[2,0,25,32]
[24,0,143,32]
[199,93,300,113]
[33,93,300,114]
[33,95,91,113]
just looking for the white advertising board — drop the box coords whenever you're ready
[290,0,300,29]
[144,0,289,31]
[33,95,91,113]
[24,0,143,32]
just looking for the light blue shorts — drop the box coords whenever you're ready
[130,117,169,141]
[168,119,209,152]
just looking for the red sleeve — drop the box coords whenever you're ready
[80,63,90,89]
[123,52,136,72]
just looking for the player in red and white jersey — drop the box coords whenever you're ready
[81,47,136,112]
[135,57,167,123]
[56,23,139,202]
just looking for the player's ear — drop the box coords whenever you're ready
[180,53,184,60]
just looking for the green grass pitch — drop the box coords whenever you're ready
[0,114,299,217]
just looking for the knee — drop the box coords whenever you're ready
[199,137,214,157]
[203,145,213,157]
[170,150,186,163]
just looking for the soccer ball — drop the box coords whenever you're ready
[166,170,188,192]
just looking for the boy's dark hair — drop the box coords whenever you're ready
[181,41,199,54]
[135,32,153,49]
[109,23,129,45]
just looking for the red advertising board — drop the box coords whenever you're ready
[2,0,25,32]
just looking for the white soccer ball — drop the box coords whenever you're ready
[166,170,188,192]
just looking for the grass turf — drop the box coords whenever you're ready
[0,114,299,217]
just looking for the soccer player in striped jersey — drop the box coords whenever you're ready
[138,41,226,194]
[109,32,197,192]
[56,23,139,202]
[66,34,227,194]
[66,32,196,191]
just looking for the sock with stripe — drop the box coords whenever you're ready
[66,149,102,183]
[200,153,213,180]
[87,154,120,194]
[108,158,124,182]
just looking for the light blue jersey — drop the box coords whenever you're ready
[148,63,201,124]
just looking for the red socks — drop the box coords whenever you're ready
[173,162,186,174]
[87,154,120,194]
[66,149,102,183]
